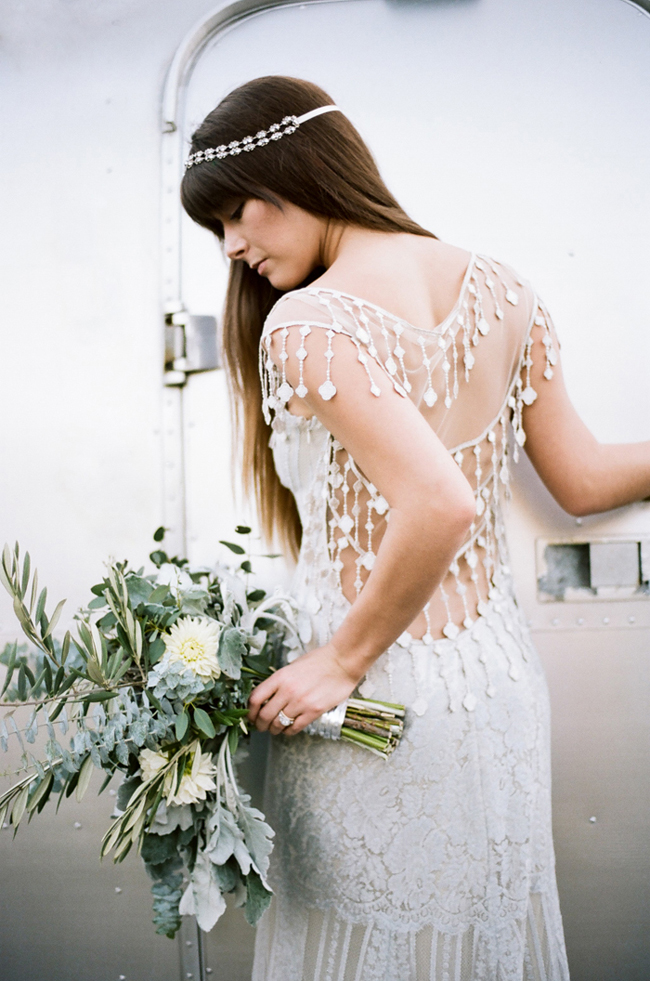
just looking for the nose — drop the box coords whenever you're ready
[223,226,247,261]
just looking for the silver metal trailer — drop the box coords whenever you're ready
[1,1,648,978]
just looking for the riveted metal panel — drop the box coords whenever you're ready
[172,2,650,979]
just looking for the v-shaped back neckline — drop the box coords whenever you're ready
[282,252,477,338]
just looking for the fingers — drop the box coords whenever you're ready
[247,675,280,725]
[283,713,309,736]
[255,691,295,733]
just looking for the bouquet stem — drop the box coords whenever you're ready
[306,696,405,759]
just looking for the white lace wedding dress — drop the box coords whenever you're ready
[252,254,570,981]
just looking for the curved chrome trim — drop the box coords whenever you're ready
[160,0,348,313]
[621,0,650,15]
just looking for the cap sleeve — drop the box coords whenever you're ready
[510,295,560,455]
[259,291,407,423]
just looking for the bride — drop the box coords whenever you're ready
[181,75,650,981]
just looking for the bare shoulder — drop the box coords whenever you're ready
[311,233,472,332]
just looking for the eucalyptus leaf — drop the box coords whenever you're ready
[148,584,170,605]
[193,707,215,738]
[117,776,142,811]
[175,710,189,741]
[126,576,155,607]
[148,636,165,665]
[141,830,178,866]
[219,540,246,555]
[246,589,266,603]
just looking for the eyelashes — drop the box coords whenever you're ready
[230,201,245,221]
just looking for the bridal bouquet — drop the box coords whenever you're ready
[0,530,404,938]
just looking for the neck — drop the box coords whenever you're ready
[319,222,399,270]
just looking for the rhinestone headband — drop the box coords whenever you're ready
[184,104,341,170]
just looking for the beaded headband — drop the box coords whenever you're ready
[184,104,341,170]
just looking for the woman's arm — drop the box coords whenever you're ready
[522,322,650,516]
[248,326,476,735]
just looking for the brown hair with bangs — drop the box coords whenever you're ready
[181,76,436,558]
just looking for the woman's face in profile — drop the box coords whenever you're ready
[218,196,324,290]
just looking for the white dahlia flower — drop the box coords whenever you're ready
[164,746,218,807]
[138,748,168,783]
[164,616,221,682]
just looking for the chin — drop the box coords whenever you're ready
[266,261,320,293]
[268,271,303,292]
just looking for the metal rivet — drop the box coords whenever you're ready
[74,822,82,830]
[119,976,126,979]
[576,618,584,625]
[2,822,9,830]
[115,887,122,894]
[589,816,597,823]
[602,617,610,625]
[628,616,636,624]
[185,941,193,947]
[551,617,559,626]
[109,789,117,796]
[575,516,582,525]
[186,975,193,979]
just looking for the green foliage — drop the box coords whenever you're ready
[244,870,273,926]
[218,628,247,680]
[0,528,300,940]
[219,540,245,555]
[146,854,184,938]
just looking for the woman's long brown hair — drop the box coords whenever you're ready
[181,76,436,559]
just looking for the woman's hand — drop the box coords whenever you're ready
[247,643,361,736]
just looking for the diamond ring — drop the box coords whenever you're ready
[277,710,295,728]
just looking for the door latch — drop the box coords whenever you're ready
[164,309,219,385]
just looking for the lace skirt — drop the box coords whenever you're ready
[252,590,570,981]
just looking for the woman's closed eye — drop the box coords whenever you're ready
[229,201,245,221]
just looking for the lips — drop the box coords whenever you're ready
[251,259,268,275]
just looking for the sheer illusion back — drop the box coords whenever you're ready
[253,255,569,981]
[260,254,557,646]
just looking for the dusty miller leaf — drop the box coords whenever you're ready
[217,628,246,679]
[243,870,273,926]
[178,850,227,932]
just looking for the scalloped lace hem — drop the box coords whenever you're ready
[252,889,570,981]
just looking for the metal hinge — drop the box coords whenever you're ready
[164,308,220,386]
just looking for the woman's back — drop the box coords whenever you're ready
[261,244,556,642]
